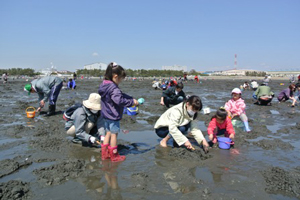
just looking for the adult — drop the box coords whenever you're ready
[65,93,105,146]
[155,95,209,152]
[250,80,259,91]
[277,84,297,107]
[262,75,270,86]
[24,76,63,116]
[253,83,274,105]
[73,72,77,80]
[67,78,76,90]
[2,72,8,84]
[160,82,186,108]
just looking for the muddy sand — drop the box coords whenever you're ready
[0,78,300,200]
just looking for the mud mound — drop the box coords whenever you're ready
[33,159,85,185]
[29,137,68,152]
[168,148,212,161]
[131,173,151,191]
[247,125,271,139]
[0,180,31,200]
[32,125,51,137]
[0,156,32,178]
[253,139,294,150]
[296,122,300,130]
[262,167,300,198]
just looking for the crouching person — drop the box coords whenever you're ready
[253,83,274,105]
[64,93,105,147]
[154,95,209,152]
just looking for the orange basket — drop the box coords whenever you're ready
[26,107,36,118]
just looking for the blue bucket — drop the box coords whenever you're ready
[125,106,138,116]
[217,137,234,150]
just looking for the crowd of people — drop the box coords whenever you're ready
[21,64,300,165]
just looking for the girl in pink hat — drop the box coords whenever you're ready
[225,88,251,132]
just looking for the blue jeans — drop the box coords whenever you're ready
[49,82,63,105]
[155,123,190,147]
[104,118,120,134]
[164,96,184,108]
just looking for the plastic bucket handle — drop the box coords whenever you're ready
[26,106,36,113]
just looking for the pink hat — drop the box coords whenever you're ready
[231,88,242,94]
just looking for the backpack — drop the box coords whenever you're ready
[63,103,82,121]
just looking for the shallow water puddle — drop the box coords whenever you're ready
[270,110,280,115]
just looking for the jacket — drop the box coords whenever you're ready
[154,102,205,146]
[65,106,105,142]
[98,80,134,121]
[162,86,186,102]
[255,86,274,99]
[225,98,246,116]
[207,117,235,135]
[31,76,62,102]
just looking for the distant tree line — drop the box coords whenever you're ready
[245,71,267,77]
[0,68,40,76]
[76,68,207,77]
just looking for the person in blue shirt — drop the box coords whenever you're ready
[67,78,76,90]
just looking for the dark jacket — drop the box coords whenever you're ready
[162,86,186,102]
[98,80,134,121]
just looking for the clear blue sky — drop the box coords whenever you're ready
[0,0,299,72]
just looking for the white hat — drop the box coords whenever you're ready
[83,93,101,110]
[231,88,242,94]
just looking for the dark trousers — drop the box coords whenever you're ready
[155,123,190,147]
[49,82,63,105]
[163,96,184,108]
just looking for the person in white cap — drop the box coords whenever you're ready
[225,88,251,132]
[64,93,105,146]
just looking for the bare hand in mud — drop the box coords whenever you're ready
[133,99,139,106]
[160,101,165,106]
[203,145,209,154]
[36,107,41,112]
[122,130,129,134]
[184,141,193,149]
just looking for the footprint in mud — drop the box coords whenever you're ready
[0,156,32,178]
[117,141,155,155]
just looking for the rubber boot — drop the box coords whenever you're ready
[243,121,251,132]
[101,144,110,160]
[108,146,126,162]
[45,105,55,117]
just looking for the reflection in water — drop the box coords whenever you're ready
[99,160,123,200]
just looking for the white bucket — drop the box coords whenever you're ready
[203,107,211,115]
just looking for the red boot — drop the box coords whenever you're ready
[101,144,110,160]
[108,146,126,162]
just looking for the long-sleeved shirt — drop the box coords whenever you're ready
[154,102,205,146]
[162,86,186,102]
[207,117,235,135]
[255,86,274,99]
[277,88,292,101]
[67,80,76,89]
[98,80,134,121]
[31,76,62,102]
[225,98,246,116]
[66,106,105,142]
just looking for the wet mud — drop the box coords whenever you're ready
[0,78,300,199]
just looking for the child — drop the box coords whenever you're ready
[67,78,76,90]
[225,88,251,132]
[207,107,235,144]
[155,95,209,152]
[277,84,297,107]
[98,62,139,162]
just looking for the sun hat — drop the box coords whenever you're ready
[83,93,101,110]
[24,84,32,95]
[231,88,242,94]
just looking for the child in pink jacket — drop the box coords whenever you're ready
[225,88,251,132]
[207,107,235,144]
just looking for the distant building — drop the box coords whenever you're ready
[84,62,107,70]
[162,65,187,71]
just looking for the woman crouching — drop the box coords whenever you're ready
[154,95,209,152]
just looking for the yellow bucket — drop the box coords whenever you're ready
[26,107,36,118]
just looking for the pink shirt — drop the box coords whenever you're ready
[225,98,246,116]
